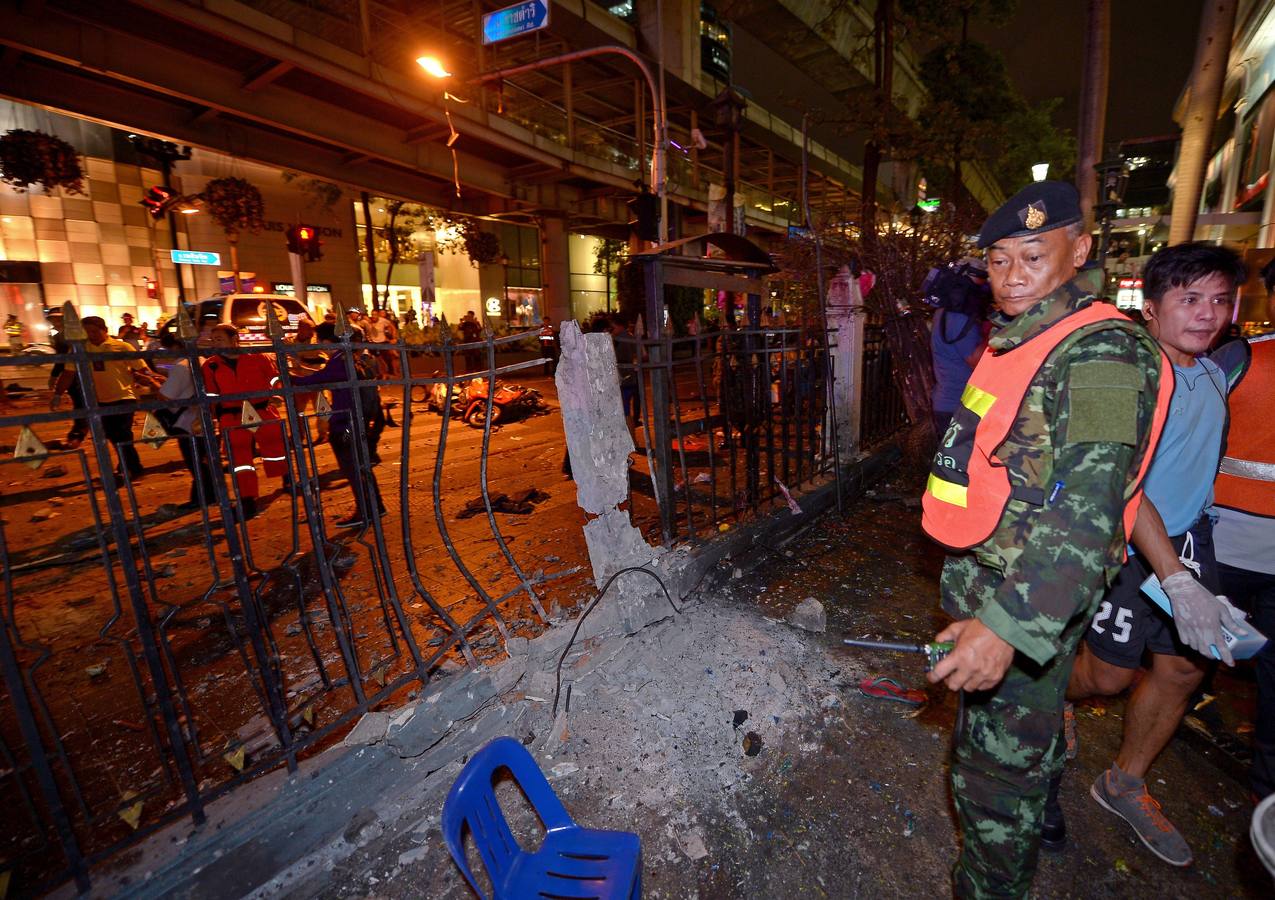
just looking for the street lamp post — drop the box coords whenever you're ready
[419,46,668,244]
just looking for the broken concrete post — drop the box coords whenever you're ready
[556,321,662,586]
[554,321,672,639]
[555,320,633,517]
[825,265,865,458]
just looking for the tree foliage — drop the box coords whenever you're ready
[996,98,1077,187]
[916,40,1074,197]
[280,171,344,214]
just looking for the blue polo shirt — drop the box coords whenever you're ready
[931,309,983,413]
[1141,357,1228,537]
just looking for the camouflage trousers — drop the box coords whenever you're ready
[948,594,1102,897]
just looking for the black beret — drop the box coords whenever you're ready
[976,180,1083,249]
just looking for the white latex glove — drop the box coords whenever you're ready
[1162,571,1244,665]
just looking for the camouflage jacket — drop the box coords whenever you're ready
[940,268,1165,666]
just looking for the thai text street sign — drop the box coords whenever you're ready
[170,250,221,265]
[482,0,549,44]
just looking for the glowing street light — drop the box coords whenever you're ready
[416,44,668,243]
[1032,162,1050,182]
[416,56,452,79]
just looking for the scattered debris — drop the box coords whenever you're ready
[786,597,826,633]
[743,732,764,757]
[343,711,392,748]
[732,709,749,729]
[678,828,709,860]
[456,489,551,519]
[857,676,926,707]
[398,844,430,867]
[773,478,803,516]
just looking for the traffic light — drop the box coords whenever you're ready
[628,189,660,243]
[286,224,323,262]
[143,276,158,300]
[141,186,175,219]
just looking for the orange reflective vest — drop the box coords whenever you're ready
[922,302,1173,552]
[1214,335,1275,518]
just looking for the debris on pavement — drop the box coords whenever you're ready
[857,675,927,707]
[455,488,551,518]
[786,596,827,632]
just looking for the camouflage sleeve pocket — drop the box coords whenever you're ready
[1062,359,1143,446]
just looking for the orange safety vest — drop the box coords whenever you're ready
[922,302,1173,553]
[1214,335,1275,518]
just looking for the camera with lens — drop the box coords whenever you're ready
[921,258,991,316]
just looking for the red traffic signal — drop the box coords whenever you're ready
[143,276,158,300]
[141,186,175,219]
[286,224,323,261]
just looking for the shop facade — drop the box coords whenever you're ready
[0,99,565,336]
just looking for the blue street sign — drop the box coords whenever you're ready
[482,0,549,45]
[170,249,221,266]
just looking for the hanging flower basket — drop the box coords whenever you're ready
[201,176,266,238]
[0,129,86,194]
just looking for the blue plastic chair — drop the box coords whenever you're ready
[441,737,642,899]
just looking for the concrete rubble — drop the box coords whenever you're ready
[787,596,827,633]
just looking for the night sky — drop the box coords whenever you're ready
[973,0,1205,147]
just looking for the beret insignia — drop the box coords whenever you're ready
[1021,201,1048,230]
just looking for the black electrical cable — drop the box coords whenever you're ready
[551,566,681,717]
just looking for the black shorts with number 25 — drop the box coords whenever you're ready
[1084,514,1219,669]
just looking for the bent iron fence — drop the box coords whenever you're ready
[1,308,908,893]
[0,309,572,894]
[614,322,842,546]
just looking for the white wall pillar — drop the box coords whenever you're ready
[825,265,865,458]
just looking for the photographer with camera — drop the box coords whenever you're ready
[927,257,992,436]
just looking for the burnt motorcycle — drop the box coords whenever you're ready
[422,379,479,417]
[461,382,546,428]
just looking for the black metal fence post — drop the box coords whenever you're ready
[642,258,676,544]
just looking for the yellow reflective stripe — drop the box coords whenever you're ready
[926,473,968,508]
[960,383,996,418]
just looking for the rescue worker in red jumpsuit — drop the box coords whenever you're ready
[202,324,288,519]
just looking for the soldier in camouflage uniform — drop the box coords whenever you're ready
[923,182,1168,898]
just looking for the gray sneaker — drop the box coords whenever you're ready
[1090,770,1193,867]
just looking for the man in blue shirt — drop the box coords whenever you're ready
[1054,243,1250,867]
[292,322,386,529]
[930,305,986,436]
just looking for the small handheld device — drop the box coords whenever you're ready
[1140,574,1268,661]
[842,638,955,672]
